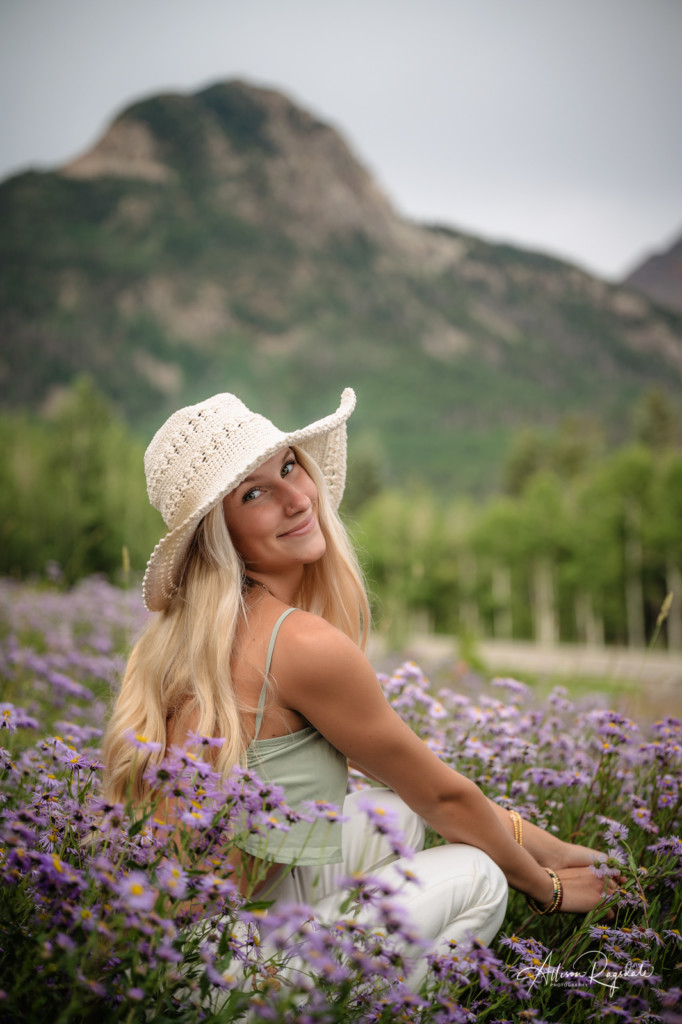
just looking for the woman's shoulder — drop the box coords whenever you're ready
[268,604,373,693]
[240,596,344,663]
[250,594,344,643]
[277,604,354,650]
[248,596,330,640]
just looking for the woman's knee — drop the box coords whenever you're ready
[474,848,508,920]
[451,845,508,944]
[397,844,507,937]
[450,844,507,909]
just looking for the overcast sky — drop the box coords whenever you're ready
[2,0,680,280]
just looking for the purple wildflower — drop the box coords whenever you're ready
[647,836,682,857]
[166,744,218,779]
[53,721,102,745]
[75,970,107,998]
[184,730,225,750]
[300,799,348,823]
[55,931,76,952]
[651,716,681,738]
[116,870,156,911]
[156,858,189,900]
[491,677,529,700]
[0,703,39,732]
[630,801,659,834]
[660,986,682,1007]
[124,730,163,753]
[599,816,630,845]
[195,872,239,901]
[355,794,415,859]
[46,671,94,701]
[178,803,214,829]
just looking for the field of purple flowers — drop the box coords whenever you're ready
[1,574,681,1023]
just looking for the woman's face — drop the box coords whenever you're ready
[222,447,326,583]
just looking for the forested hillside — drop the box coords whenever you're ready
[2,79,681,493]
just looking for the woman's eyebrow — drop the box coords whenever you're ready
[275,447,295,468]
[239,449,294,487]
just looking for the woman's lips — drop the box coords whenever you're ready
[279,513,315,538]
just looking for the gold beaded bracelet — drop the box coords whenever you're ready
[527,868,563,915]
[508,809,523,846]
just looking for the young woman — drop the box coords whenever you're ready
[103,387,616,986]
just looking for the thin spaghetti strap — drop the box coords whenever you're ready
[253,607,297,740]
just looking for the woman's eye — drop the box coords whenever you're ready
[282,459,296,478]
[242,487,262,503]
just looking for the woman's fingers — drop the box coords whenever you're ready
[552,866,621,915]
[558,841,628,880]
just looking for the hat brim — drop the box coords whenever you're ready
[142,388,355,611]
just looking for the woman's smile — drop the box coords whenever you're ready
[278,512,316,538]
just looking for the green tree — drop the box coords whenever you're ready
[503,429,550,496]
[646,452,682,648]
[1,377,162,582]
[343,435,386,515]
[633,387,680,451]
[469,497,528,639]
[352,489,455,641]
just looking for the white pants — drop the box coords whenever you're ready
[259,788,508,991]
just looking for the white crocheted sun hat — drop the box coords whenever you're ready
[142,387,356,611]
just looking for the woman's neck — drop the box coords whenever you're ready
[244,568,303,606]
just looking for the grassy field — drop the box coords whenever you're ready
[1,576,681,1022]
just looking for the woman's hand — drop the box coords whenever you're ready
[550,839,627,899]
[553,865,620,916]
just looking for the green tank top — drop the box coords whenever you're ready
[238,608,348,866]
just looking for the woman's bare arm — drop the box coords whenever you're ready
[273,611,613,911]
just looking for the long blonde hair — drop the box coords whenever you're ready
[102,447,369,804]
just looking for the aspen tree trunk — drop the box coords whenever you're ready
[624,500,645,648]
[533,557,558,647]
[492,564,512,638]
[575,591,605,646]
[459,550,480,635]
[575,591,587,644]
[666,561,682,651]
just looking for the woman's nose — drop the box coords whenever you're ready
[282,481,311,514]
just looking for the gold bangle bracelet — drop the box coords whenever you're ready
[509,809,523,846]
[527,868,563,915]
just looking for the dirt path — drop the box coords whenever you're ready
[369,634,682,720]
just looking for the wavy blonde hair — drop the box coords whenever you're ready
[102,447,369,804]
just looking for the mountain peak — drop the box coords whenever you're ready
[61,114,172,183]
[61,79,407,248]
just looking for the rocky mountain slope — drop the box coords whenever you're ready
[624,232,682,315]
[1,80,681,492]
